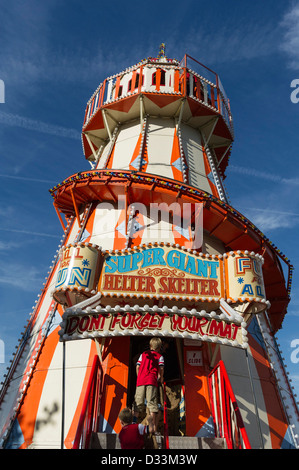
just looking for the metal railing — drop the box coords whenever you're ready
[71,356,250,449]
[163,381,169,449]
[208,360,251,449]
[83,55,233,136]
[72,355,104,449]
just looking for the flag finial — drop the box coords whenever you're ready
[158,43,166,59]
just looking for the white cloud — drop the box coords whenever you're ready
[229,164,299,231]
[0,111,81,140]
[0,263,44,291]
[0,241,19,251]
[178,18,279,68]
[0,2,108,94]
[229,165,299,186]
[232,204,299,232]
[287,304,299,315]
[247,211,299,231]
[0,173,57,185]
[1,228,59,239]
[0,3,54,83]
[280,2,299,69]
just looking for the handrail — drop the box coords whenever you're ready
[72,355,104,449]
[163,382,169,449]
[208,360,251,449]
[82,60,233,136]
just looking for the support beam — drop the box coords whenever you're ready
[61,341,65,450]
[209,214,227,236]
[70,188,81,227]
[176,98,186,131]
[102,109,112,141]
[200,117,219,148]
[104,181,118,203]
[217,144,232,167]
[84,133,99,161]
[209,344,220,369]
[140,94,144,132]
[125,185,128,236]
[200,128,228,202]
[104,109,119,126]
[53,203,66,231]
[95,337,106,363]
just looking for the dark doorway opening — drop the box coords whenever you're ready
[127,337,185,436]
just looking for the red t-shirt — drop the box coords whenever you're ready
[136,350,164,387]
[119,423,147,449]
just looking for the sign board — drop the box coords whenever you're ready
[57,243,267,348]
[186,350,203,366]
[225,252,266,301]
[98,245,266,308]
[99,245,223,301]
[60,310,246,347]
[53,243,103,305]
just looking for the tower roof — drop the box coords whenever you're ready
[81,51,234,178]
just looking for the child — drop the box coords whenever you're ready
[118,407,154,449]
[133,337,164,433]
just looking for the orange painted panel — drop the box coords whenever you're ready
[18,326,61,448]
[83,111,105,132]
[104,94,139,114]
[113,208,127,251]
[106,143,116,169]
[100,337,130,434]
[145,93,181,109]
[183,344,211,436]
[170,130,184,182]
[64,342,98,448]
[129,133,143,171]
[248,332,289,449]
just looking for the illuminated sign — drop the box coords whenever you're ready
[98,246,266,309]
[61,310,246,347]
[99,245,223,301]
[225,251,266,302]
[57,244,268,347]
[53,243,103,305]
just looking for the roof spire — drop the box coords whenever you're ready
[158,43,166,60]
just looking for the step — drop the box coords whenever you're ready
[168,436,226,449]
[90,432,122,449]
[90,432,225,449]
[89,432,162,449]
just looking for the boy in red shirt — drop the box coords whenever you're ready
[133,337,164,433]
[118,408,154,449]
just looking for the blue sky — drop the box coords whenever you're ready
[0,0,298,403]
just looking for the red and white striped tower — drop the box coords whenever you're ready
[0,46,298,449]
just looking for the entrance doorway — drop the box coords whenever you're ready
[127,337,185,436]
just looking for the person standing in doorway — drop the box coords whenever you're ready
[133,337,164,434]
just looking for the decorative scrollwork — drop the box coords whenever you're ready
[137,267,185,278]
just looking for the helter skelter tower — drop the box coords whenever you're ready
[0,45,298,450]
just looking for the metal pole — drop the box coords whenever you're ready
[245,349,264,449]
[61,341,65,449]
